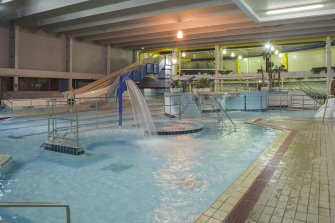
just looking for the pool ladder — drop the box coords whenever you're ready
[0,202,71,223]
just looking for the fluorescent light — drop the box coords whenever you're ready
[222,49,227,54]
[231,52,235,58]
[177,30,183,39]
[1,0,13,3]
[266,4,323,15]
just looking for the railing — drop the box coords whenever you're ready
[267,94,320,109]
[193,88,235,129]
[211,95,236,130]
[0,202,71,223]
[287,81,327,104]
[1,91,14,111]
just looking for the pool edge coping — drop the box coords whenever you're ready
[194,118,293,223]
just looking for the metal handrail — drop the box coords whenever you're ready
[0,202,71,223]
[211,95,236,130]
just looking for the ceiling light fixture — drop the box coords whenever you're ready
[177,30,183,39]
[270,46,275,51]
[0,0,13,3]
[266,4,323,15]
[265,43,272,49]
[279,53,283,58]
[238,55,242,60]
[274,50,279,54]
[231,52,235,58]
[222,49,227,54]
[182,52,186,57]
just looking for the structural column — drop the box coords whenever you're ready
[171,48,177,76]
[66,36,73,90]
[106,44,111,74]
[326,36,332,95]
[215,45,220,76]
[9,22,20,91]
[13,76,18,92]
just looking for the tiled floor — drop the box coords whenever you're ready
[195,118,335,223]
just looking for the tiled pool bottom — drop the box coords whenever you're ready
[0,110,314,223]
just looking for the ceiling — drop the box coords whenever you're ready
[0,0,335,49]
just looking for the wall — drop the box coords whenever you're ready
[0,24,9,68]
[223,46,335,74]
[109,47,133,73]
[73,40,106,74]
[223,59,237,73]
[288,48,326,72]
[19,27,67,71]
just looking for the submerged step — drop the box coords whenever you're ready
[0,154,12,176]
[41,143,85,155]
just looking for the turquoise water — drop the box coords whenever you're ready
[0,110,313,223]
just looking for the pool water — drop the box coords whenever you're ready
[0,110,314,223]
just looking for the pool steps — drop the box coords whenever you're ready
[0,154,12,176]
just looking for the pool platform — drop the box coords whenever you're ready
[41,142,85,155]
[196,118,335,223]
[155,120,203,135]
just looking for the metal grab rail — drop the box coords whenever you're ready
[211,95,236,130]
[0,202,71,223]
[192,88,235,129]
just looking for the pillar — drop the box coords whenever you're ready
[215,45,220,76]
[171,48,177,76]
[13,76,18,92]
[9,21,19,69]
[107,44,111,74]
[66,36,73,90]
[326,36,332,95]
[66,36,73,72]
[178,50,182,76]
[68,78,73,91]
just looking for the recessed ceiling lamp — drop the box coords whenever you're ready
[177,30,183,39]
[266,4,323,15]
[270,46,275,51]
[231,52,235,58]
[238,55,242,60]
[274,50,279,54]
[222,49,227,54]
[141,47,144,50]
[265,43,272,49]
[182,52,186,57]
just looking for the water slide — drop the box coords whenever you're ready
[73,57,164,98]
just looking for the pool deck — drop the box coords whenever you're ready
[195,118,335,223]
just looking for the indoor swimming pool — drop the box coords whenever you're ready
[0,110,315,223]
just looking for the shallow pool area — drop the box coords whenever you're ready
[0,110,315,223]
